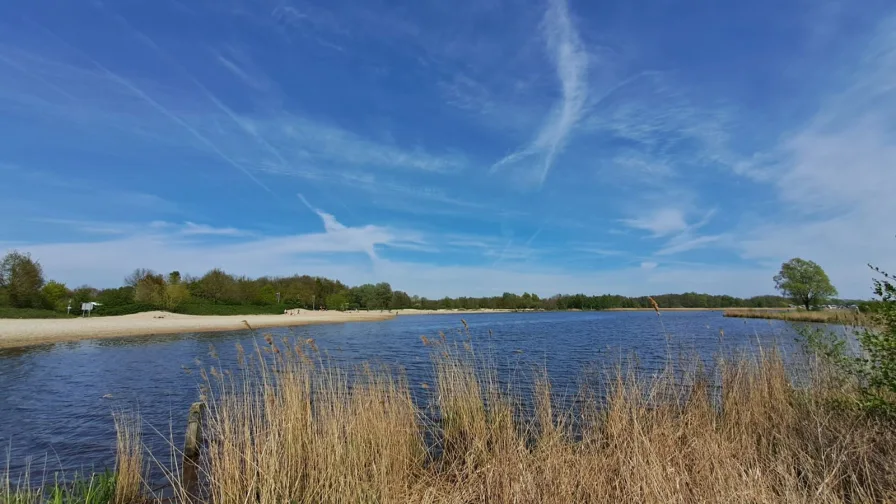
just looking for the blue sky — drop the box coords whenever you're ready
[1,0,894,298]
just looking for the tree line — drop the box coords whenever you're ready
[1,249,798,316]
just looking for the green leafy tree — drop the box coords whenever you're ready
[199,268,237,304]
[391,290,412,310]
[71,285,99,306]
[374,282,393,310]
[97,287,136,308]
[41,280,70,311]
[164,282,191,310]
[351,284,378,309]
[325,292,349,311]
[773,258,838,310]
[257,284,277,305]
[0,250,46,308]
[134,273,167,306]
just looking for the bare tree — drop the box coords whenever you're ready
[124,268,156,288]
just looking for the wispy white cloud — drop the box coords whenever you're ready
[3,206,408,285]
[215,52,269,91]
[656,235,724,256]
[0,42,477,233]
[640,261,658,270]
[574,247,623,257]
[29,218,135,235]
[621,207,723,258]
[620,208,689,237]
[181,222,248,237]
[490,0,588,187]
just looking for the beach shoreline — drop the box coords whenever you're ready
[0,310,397,350]
[0,307,793,350]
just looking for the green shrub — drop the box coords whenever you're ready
[93,303,158,316]
[172,303,288,316]
[856,265,896,412]
[801,262,896,415]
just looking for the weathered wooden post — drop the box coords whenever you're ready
[182,402,204,501]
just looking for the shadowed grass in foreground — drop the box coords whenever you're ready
[5,335,896,503]
[724,308,868,325]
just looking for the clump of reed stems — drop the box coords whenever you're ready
[188,333,896,504]
[112,411,144,504]
[5,330,896,503]
[724,308,868,325]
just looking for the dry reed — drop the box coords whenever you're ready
[182,336,896,504]
[5,332,895,503]
[724,309,868,325]
[112,411,144,504]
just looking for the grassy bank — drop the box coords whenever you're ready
[6,334,895,503]
[724,308,868,325]
[0,308,75,319]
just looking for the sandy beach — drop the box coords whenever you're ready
[0,310,396,350]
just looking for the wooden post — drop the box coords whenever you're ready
[182,402,204,500]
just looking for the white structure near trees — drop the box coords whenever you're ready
[81,302,101,317]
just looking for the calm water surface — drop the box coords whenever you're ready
[0,311,809,481]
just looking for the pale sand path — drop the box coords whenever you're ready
[0,310,396,350]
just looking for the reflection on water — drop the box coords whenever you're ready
[0,311,821,481]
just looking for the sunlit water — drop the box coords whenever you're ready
[0,311,816,483]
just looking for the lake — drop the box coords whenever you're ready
[0,311,809,483]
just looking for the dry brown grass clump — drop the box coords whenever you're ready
[185,335,896,504]
[199,339,424,504]
[724,308,868,325]
[112,411,145,504]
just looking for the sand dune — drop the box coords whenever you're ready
[0,310,396,350]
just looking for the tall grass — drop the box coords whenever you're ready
[5,334,896,503]
[111,413,143,504]
[724,308,868,325]
[189,335,896,503]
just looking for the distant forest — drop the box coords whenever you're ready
[1,250,801,316]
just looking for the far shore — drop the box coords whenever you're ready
[0,306,800,350]
[0,310,397,350]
